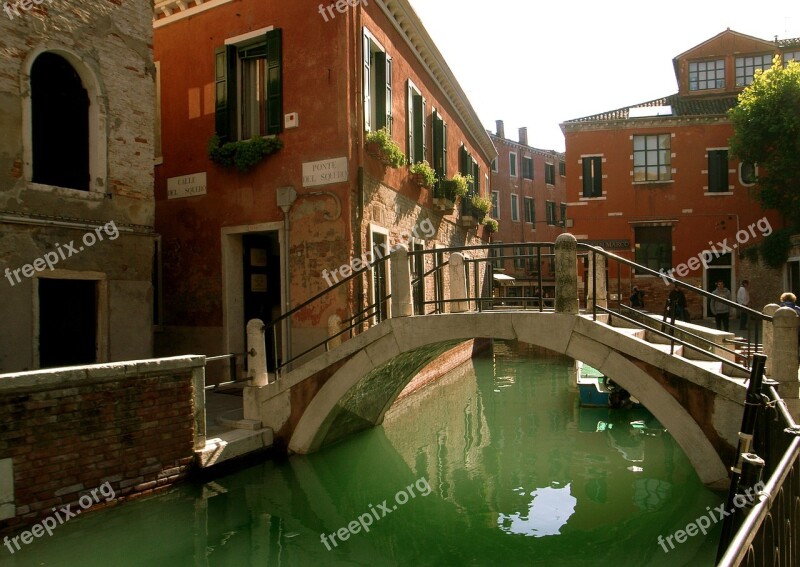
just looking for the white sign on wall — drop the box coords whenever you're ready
[168,172,207,199]
[302,157,348,187]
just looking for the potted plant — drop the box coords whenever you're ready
[434,173,471,211]
[461,193,491,227]
[208,134,283,172]
[365,128,406,168]
[410,160,436,188]
[483,218,499,234]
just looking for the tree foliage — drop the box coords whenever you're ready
[729,56,800,229]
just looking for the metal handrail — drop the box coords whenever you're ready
[595,305,751,377]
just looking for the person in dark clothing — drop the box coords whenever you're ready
[668,283,689,322]
[630,286,645,310]
[780,292,800,316]
[710,280,732,332]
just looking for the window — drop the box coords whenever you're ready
[633,134,671,182]
[363,31,392,133]
[582,156,602,197]
[560,203,567,227]
[740,162,757,186]
[490,245,503,269]
[491,158,498,173]
[546,201,556,226]
[736,54,772,87]
[708,150,729,192]
[509,152,517,177]
[215,28,283,142]
[784,51,800,64]
[559,160,566,177]
[634,226,672,272]
[407,81,426,163]
[513,245,526,269]
[432,109,447,188]
[154,61,162,164]
[510,194,519,221]
[31,53,90,191]
[522,156,534,180]
[459,145,478,194]
[689,59,725,91]
[491,191,499,218]
[524,197,534,224]
[545,162,555,185]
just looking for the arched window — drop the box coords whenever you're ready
[31,53,90,191]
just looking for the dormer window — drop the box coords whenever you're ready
[689,59,725,91]
[735,54,772,86]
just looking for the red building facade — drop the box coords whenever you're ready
[152,0,495,369]
[488,121,566,304]
[561,30,794,316]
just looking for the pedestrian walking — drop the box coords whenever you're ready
[737,280,750,330]
[710,280,731,332]
[630,286,645,310]
[668,283,689,322]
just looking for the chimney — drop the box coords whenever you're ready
[495,120,505,139]
[518,127,528,146]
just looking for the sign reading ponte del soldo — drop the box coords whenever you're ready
[302,157,348,188]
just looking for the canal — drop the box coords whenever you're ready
[5,341,725,566]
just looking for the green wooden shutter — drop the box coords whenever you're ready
[407,82,415,163]
[363,32,371,131]
[374,53,387,130]
[265,28,283,135]
[385,57,392,133]
[593,158,602,196]
[432,110,443,181]
[473,160,480,194]
[214,45,237,142]
[413,93,424,163]
[442,123,447,178]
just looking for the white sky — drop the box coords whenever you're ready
[409,0,800,153]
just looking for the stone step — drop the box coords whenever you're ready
[680,358,724,375]
[196,427,274,468]
[646,342,684,357]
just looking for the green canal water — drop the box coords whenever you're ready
[4,341,725,566]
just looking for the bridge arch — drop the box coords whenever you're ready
[287,312,736,487]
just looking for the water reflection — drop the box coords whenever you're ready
[6,341,724,567]
[498,483,577,537]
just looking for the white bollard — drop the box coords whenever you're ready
[247,318,269,387]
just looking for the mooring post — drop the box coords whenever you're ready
[449,252,469,313]
[771,307,799,415]
[555,233,578,314]
[247,318,270,386]
[390,244,413,318]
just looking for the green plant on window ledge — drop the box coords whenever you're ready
[470,194,492,220]
[208,135,283,172]
[483,218,499,233]
[435,173,471,201]
[409,160,437,188]
[365,128,406,168]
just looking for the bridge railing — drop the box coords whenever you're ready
[715,370,800,566]
[579,243,772,369]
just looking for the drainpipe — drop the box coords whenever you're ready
[277,186,297,374]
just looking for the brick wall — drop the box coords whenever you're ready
[0,357,205,534]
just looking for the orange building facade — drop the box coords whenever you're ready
[152,0,496,370]
[488,121,566,304]
[561,30,796,317]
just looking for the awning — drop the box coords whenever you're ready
[493,273,515,283]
